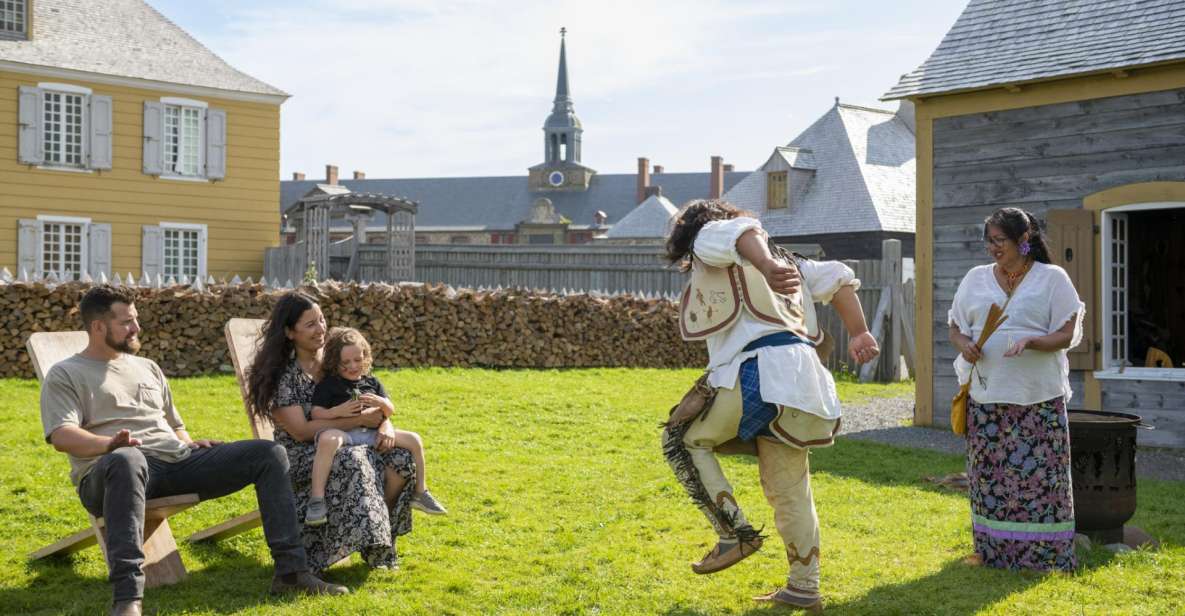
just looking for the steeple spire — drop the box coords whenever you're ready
[553,27,573,115]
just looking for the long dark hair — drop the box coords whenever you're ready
[983,207,1052,264]
[246,291,320,423]
[666,199,798,270]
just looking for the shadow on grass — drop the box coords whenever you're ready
[6,544,377,615]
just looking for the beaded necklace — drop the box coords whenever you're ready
[998,258,1032,296]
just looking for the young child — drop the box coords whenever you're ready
[305,327,447,526]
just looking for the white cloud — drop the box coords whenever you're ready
[191,0,963,178]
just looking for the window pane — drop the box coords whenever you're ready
[0,1,25,34]
[43,91,86,167]
[163,228,200,279]
[41,222,84,280]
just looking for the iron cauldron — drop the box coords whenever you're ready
[1069,410,1143,544]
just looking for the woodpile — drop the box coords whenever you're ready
[2,280,706,378]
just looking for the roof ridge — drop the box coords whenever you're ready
[836,102,895,115]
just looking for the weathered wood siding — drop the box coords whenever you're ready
[0,70,282,278]
[930,87,1185,432]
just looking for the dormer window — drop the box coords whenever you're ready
[767,171,788,210]
[0,0,27,41]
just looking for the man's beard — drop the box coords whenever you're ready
[106,331,141,354]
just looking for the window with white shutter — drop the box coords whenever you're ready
[18,84,112,171]
[159,222,208,279]
[152,98,224,180]
[36,216,90,280]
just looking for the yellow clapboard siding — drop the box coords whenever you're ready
[0,68,282,281]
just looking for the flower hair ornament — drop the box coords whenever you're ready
[1019,240,1031,256]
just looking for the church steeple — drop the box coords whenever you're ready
[530,27,595,192]
[543,27,582,164]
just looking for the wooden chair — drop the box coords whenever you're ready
[26,331,265,586]
[26,331,197,588]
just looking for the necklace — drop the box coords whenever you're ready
[998,259,1032,295]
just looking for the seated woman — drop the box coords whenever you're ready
[246,291,418,571]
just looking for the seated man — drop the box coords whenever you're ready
[39,285,348,616]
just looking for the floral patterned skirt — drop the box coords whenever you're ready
[277,432,417,572]
[966,396,1076,572]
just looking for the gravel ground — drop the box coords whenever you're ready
[839,396,1185,483]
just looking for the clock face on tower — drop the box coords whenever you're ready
[548,171,565,187]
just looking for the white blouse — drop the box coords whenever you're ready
[692,217,859,420]
[948,262,1085,406]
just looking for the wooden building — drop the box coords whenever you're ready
[884,0,1185,446]
[0,0,287,281]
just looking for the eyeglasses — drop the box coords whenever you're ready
[983,236,1010,248]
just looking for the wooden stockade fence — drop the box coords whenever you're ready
[8,241,914,382]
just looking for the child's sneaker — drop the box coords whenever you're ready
[411,490,447,515]
[306,497,328,526]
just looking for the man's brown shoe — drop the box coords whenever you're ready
[270,571,349,596]
[691,536,763,574]
[110,599,142,616]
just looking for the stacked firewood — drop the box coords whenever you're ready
[2,280,705,378]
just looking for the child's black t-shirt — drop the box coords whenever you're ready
[311,374,388,410]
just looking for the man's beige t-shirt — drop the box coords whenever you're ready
[40,353,191,485]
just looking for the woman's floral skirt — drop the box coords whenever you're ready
[967,396,1076,572]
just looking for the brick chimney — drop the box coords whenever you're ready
[709,156,724,199]
[644,185,662,199]
[292,172,305,181]
[636,157,650,204]
[723,163,734,173]
[325,164,339,185]
[353,170,366,180]
[653,165,664,174]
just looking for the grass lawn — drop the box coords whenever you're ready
[0,368,1181,615]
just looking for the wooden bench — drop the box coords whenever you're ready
[26,331,261,587]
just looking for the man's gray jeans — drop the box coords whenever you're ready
[77,440,308,601]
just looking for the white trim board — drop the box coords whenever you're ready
[0,60,288,105]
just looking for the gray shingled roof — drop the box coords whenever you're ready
[884,0,1185,100]
[723,103,916,236]
[0,0,286,97]
[280,171,745,232]
[604,193,678,239]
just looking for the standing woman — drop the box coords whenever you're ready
[246,291,418,572]
[948,207,1084,572]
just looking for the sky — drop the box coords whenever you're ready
[147,0,966,180]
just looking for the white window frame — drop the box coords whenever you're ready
[160,97,207,179]
[0,0,27,40]
[1096,201,1185,382]
[159,221,208,280]
[39,83,93,170]
[36,214,91,280]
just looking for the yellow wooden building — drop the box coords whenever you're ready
[884,0,1185,446]
[0,0,287,281]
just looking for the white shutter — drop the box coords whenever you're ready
[143,101,164,175]
[87,223,112,278]
[18,86,44,165]
[88,95,113,170]
[205,108,227,180]
[18,219,41,277]
[141,225,163,278]
[198,227,209,278]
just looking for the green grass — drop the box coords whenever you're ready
[0,369,1181,615]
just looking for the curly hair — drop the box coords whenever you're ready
[983,207,1052,264]
[665,198,803,271]
[245,291,319,423]
[665,199,759,270]
[320,327,373,381]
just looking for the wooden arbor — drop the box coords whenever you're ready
[285,192,417,283]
